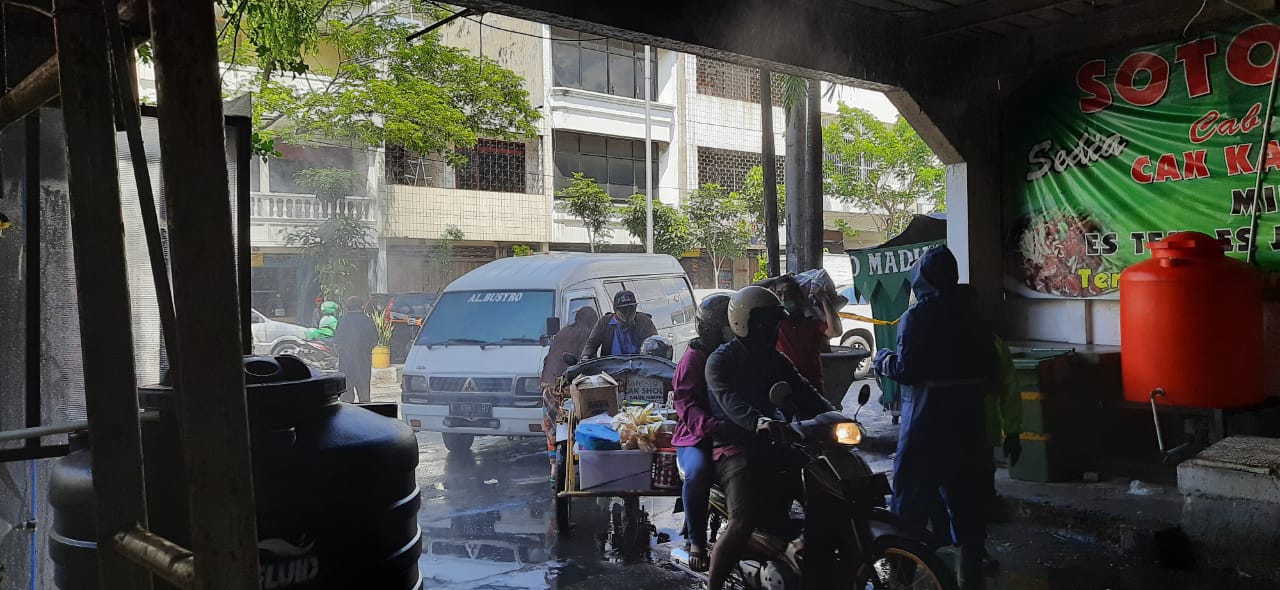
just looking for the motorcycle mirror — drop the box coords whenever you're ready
[857,384,872,407]
[546,316,561,337]
[562,352,579,366]
[768,382,792,407]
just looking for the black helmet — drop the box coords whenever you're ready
[640,335,673,360]
[695,293,732,345]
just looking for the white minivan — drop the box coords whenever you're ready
[401,253,697,452]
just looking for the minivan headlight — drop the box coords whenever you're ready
[404,375,427,392]
[521,377,544,394]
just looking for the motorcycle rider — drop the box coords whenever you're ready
[671,293,732,573]
[309,300,340,340]
[580,290,657,359]
[706,286,836,590]
[874,246,997,590]
[540,305,599,475]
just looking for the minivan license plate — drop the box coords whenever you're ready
[450,402,493,418]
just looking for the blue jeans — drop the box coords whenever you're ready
[677,444,714,548]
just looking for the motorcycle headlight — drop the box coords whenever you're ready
[834,422,862,446]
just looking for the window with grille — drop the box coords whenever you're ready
[695,58,786,104]
[553,131,658,200]
[551,27,658,100]
[455,139,527,193]
[695,147,784,192]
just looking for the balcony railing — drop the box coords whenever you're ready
[250,192,374,222]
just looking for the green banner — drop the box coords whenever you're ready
[1005,22,1280,298]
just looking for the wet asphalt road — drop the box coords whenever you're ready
[385,382,1270,590]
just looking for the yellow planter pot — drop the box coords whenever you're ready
[371,345,391,369]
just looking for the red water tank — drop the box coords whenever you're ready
[1120,232,1264,408]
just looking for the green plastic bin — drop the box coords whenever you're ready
[1008,349,1079,482]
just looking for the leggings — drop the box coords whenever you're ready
[676,444,714,548]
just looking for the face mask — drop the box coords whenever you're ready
[782,300,798,316]
[617,308,636,324]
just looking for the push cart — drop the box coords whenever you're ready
[552,355,681,550]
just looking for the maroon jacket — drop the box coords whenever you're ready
[672,343,720,448]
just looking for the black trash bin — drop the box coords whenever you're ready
[49,355,422,589]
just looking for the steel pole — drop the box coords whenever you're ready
[644,45,653,254]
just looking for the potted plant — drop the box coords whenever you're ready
[370,302,395,369]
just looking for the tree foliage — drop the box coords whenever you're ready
[686,183,752,285]
[224,1,540,162]
[740,165,786,236]
[294,167,363,203]
[557,173,615,252]
[823,105,944,236]
[621,194,692,257]
[285,213,371,301]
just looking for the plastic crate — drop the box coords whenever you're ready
[576,447,654,492]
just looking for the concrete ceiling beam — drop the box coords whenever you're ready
[446,0,906,90]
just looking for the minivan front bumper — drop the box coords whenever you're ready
[401,403,543,437]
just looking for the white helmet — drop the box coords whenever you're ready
[728,286,785,338]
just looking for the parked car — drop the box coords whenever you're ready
[401,252,697,452]
[249,309,310,356]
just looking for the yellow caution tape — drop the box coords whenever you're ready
[837,310,901,326]
[1020,432,1051,441]
[1021,392,1044,401]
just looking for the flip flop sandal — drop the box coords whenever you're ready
[687,544,709,573]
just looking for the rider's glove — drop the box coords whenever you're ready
[756,418,788,443]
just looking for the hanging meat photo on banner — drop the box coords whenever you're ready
[1005,22,1280,298]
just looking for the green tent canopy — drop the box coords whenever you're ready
[846,214,946,409]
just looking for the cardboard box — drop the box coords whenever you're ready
[570,373,620,419]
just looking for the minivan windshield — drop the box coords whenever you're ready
[416,290,554,347]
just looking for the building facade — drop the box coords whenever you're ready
[148,12,909,316]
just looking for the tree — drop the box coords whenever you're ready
[740,165,786,235]
[557,173,615,252]
[621,194,692,257]
[686,183,752,286]
[427,225,465,290]
[223,1,541,164]
[285,213,371,301]
[293,167,363,202]
[823,105,944,236]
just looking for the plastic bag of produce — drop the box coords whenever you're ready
[611,404,664,452]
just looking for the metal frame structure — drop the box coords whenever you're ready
[0,0,262,587]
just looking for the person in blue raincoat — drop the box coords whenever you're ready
[873,246,997,590]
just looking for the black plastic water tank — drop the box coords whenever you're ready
[49,355,422,589]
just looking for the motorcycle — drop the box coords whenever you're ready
[674,382,958,590]
[270,336,339,372]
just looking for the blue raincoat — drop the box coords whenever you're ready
[873,246,996,549]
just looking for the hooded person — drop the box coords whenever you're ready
[873,246,997,590]
[540,305,600,470]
